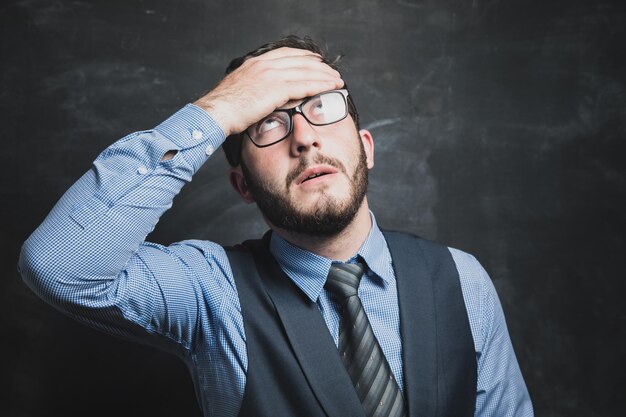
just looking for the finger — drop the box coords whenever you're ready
[241,47,339,76]
[253,61,343,87]
[244,55,340,80]
[282,79,345,102]
[270,58,341,78]
[252,46,322,61]
[261,66,342,84]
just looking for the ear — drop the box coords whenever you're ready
[359,129,375,169]
[229,166,255,203]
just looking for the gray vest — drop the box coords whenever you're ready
[225,230,476,417]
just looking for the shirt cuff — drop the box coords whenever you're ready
[155,103,226,172]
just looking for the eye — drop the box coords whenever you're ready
[304,97,329,124]
[255,113,288,134]
[309,97,325,115]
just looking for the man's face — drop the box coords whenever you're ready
[234,108,374,237]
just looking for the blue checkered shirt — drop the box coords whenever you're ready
[19,104,533,417]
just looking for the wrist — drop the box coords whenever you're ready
[192,97,234,137]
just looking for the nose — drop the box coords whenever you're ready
[289,113,320,156]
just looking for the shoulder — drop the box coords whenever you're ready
[382,230,491,289]
[381,229,450,257]
[382,230,489,280]
[447,246,493,293]
[383,230,494,308]
[383,230,477,276]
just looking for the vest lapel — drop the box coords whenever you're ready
[383,231,439,417]
[248,237,366,417]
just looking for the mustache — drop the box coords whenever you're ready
[286,153,348,187]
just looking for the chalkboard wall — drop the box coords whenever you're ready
[2,0,624,416]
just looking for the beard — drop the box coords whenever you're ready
[241,141,369,237]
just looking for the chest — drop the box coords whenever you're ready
[226,231,477,417]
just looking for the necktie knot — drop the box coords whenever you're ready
[324,262,365,300]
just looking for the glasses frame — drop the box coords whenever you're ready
[245,89,350,148]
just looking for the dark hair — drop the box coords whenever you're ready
[221,35,359,167]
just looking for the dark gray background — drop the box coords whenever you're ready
[2,0,625,416]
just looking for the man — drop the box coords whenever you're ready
[19,36,533,417]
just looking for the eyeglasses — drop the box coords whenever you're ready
[245,89,350,148]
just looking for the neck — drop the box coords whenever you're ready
[271,199,373,261]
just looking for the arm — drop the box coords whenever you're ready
[450,248,534,417]
[18,105,226,348]
[18,48,344,350]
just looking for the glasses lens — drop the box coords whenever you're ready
[302,91,348,125]
[247,111,291,146]
[246,90,349,147]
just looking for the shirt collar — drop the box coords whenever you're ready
[269,212,394,302]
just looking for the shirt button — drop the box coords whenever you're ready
[205,144,214,156]
[137,165,148,175]
[192,129,203,140]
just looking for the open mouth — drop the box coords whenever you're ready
[302,172,330,183]
[297,165,339,185]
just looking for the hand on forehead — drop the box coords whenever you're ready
[251,47,341,109]
[194,45,344,138]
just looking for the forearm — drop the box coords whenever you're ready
[18,104,224,308]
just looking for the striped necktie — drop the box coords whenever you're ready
[325,262,406,417]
